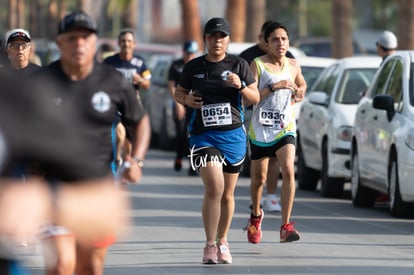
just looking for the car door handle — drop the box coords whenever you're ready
[309,112,313,118]
[373,115,378,120]
[360,109,365,115]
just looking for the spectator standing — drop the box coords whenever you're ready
[373,30,398,204]
[174,17,259,264]
[376,30,398,62]
[245,21,306,244]
[34,10,150,275]
[168,40,199,175]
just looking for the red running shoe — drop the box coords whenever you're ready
[280,222,300,243]
[244,209,264,244]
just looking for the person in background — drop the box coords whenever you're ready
[245,21,306,245]
[95,42,116,63]
[174,17,259,264]
[104,29,152,168]
[4,28,41,76]
[3,29,42,180]
[376,30,398,63]
[373,30,398,204]
[168,40,199,175]
[34,10,150,275]
[103,28,151,101]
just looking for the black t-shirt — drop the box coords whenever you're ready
[168,58,185,85]
[103,53,150,90]
[239,44,266,65]
[0,70,96,181]
[239,44,295,65]
[5,62,41,77]
[30,61,146,180]
[178,53,255,134]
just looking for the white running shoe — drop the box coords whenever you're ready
[263,195,281,212]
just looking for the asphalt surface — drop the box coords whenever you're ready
[19,149,414,275]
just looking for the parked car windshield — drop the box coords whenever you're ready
[335,68,377,104]
[301,66,326,89]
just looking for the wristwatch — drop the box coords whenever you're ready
[267,83,275,92]
[132,157,144,168]
[239,80,247,91]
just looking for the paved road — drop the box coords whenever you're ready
[21,149,414,275]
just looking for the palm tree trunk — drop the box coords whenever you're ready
[47,0,59,40]
[180,0,202,51]
[17,0,25,27]
[121,0,137,28]
[397,0,414,49]
[226,0,246,42]
[245,0,266,42]
[8,0,17,28]
[331,0,353,58]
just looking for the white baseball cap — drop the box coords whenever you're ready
[376,30,398,50]
[5,28,31,46]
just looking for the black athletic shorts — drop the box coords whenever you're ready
[249,135,296,160]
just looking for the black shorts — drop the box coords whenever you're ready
[249,135,296,160]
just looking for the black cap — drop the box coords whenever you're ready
[58,10,98,35]
[204,17,231,36]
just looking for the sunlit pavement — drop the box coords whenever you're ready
[21,149,414,275]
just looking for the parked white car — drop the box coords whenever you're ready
[297,56,381,197]
[295,56,337,121]
[351,51,414,218]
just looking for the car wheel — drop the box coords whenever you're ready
[320,142,344,198]
[297,141,319,190]
[389,154,414,218]
[351,152,376,207]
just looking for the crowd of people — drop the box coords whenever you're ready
[0,8,400,273]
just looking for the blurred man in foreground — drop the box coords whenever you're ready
[0,60,129,274]
[32,10,150,275]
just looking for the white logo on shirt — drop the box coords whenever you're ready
[91,91,111,113]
